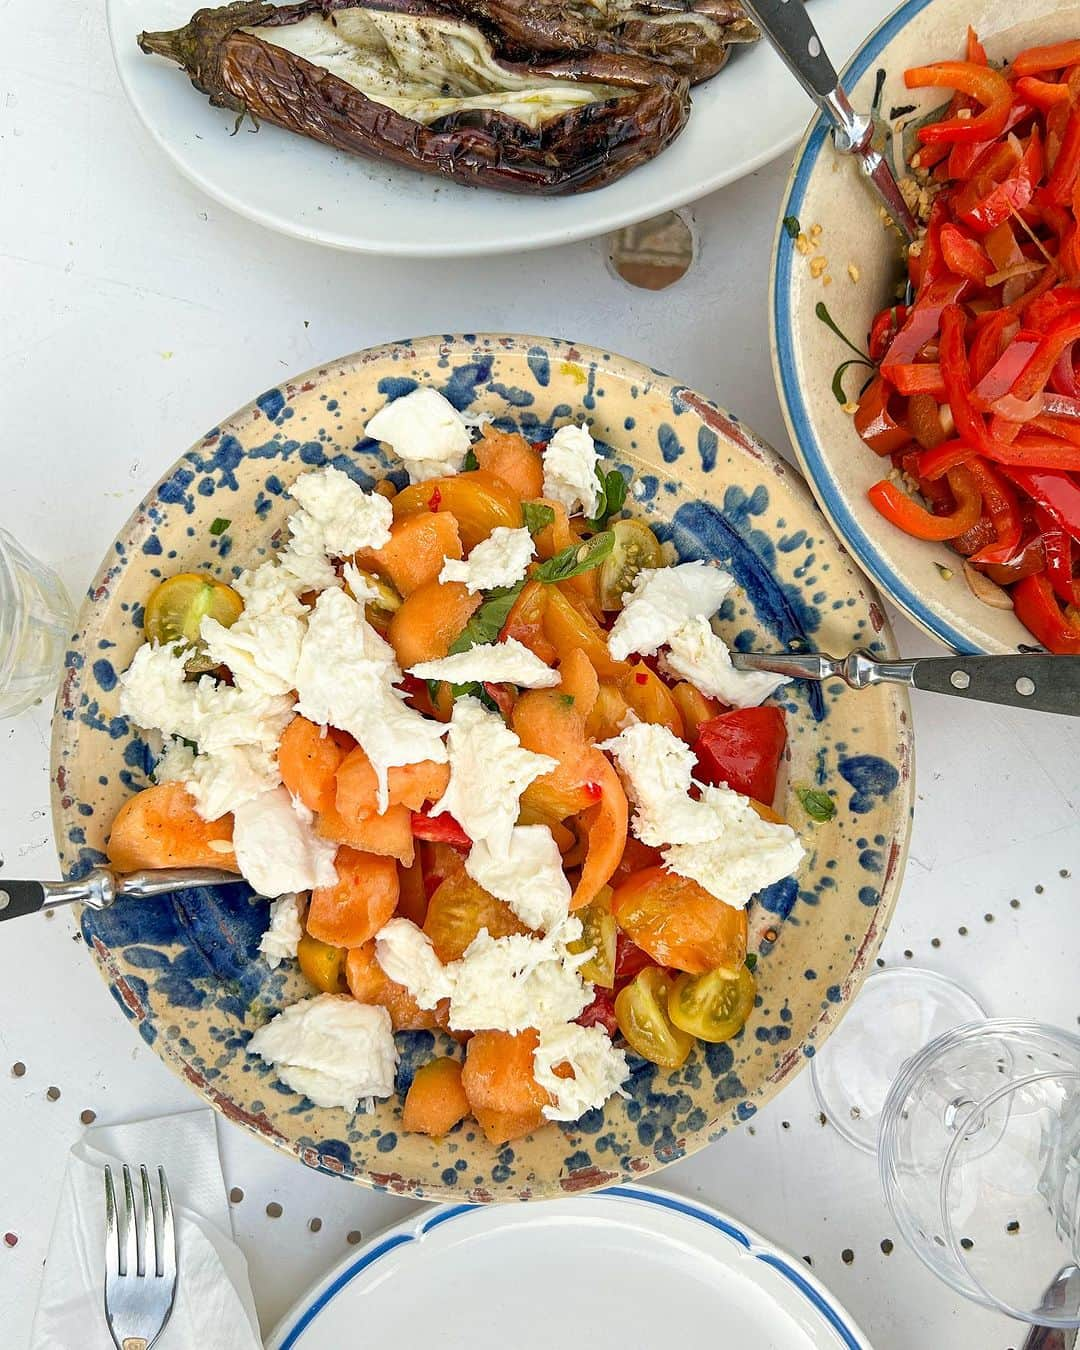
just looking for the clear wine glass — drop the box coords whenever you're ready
[0,528,74,718]
[811,969,1080,1329]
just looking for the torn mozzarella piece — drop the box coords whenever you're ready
[295,587,447,810]
[447,920,591,1033]
[118,641,294,820]
[363,386,472,483]
[374,919,454,1010]
[430,696,556,852]
[464,824,571,931]
[259,892,304,969]
[200,609,304,698]
[439,526,534,593]
[541,422,600,518]
[607,562,734,661]
[659,616,790,708]
[533,1022,630,1121]
[409,638,559,691]
[232,788,338,897]
[600,721,715,847]
[663,784,805,909]
[288,465,393,556]
[249,995,397,1110]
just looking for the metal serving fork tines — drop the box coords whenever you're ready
[104,1164,177,1350]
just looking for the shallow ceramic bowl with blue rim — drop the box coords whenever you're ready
[51,335,913,1200]
[771,0,1078,655]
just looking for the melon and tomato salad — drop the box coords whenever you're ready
[107,402,801,1144]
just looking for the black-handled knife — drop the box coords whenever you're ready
[732,651,1080,717]
[0,867,244,923]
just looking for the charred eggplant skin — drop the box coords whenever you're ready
[138,0,690,195]
[448,0,759,86]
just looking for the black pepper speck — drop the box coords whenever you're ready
[880,1239,893,1255]
[841,1248,854,1265]
[11,1063,25,1078]
[266,1202,283,1219]
[347,1231,363,1246]
[46,1086,60,1102]
[229,1187,244,1205]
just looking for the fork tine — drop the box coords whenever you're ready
[121,1164,140,1278]
[104,1167,120,1276]
[158,1168,176,1283]
[140,1164,158,1278]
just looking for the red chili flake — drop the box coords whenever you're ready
[428,487,442,511]
[3,1234,17,1248]
[582,781,603,802]
[634,672,649,685]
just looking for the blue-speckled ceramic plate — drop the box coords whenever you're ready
[51,335,913,1201]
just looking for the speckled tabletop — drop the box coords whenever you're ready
[2,4,1079,1346]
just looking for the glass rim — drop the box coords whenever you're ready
[939,1067,1080,1328]
[879,1020,1080,1325]
[0,528,24,695]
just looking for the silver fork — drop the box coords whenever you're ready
[104,1164,177,1350]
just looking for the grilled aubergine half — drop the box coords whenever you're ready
[448,0,759,86]
[138,0,690,194]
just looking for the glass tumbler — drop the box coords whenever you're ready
[0,528,75,718]
[880,1021,1080,1327]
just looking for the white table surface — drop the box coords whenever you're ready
[2,4,1079,1346]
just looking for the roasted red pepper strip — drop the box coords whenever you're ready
[972,332,1040,403]
[882,279,968,371]
[869,305,908,363]
[1012,574,1080,653]
[890,363,948,397]
[1012,40,1080,78]
[966,26,987,66]
[867,465,982,541]
[912,438,976,479]
[940,223,994,281]
[954,128,1043,233]
[854,375,912,455]
[1015,76,1071,110]
[964,458,1023,563]
[1036,507,1079,605]
[947,101,1036,180]
[1001,466,1080,544]
[939,302,998,456]
[1045,105,1080,206]
[1012,308,1080,401]
[906,61,1013,145]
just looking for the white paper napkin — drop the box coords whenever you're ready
[31,1107,263,1350]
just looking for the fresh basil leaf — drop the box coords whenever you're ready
[209,517,231,536]
[522,501,556,537]
[796,787,837,822]
[535,531,614,584]
[586,467,629,530]
[782,214,801,240]
[462,448,479,472]
[745,952,758,972]
[448,581,526,654]
[424,678,441,704]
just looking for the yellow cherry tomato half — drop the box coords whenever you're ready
[297,934,349,994]
[614,967,695,1069]
[568,887,616,987]
[597,519,664,611]
[668,964,757,1044]
[143,572,244,653]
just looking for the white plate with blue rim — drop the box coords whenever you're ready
[265,1185,873,1348]
[107,0,903,257]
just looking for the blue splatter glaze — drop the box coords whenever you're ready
[839,754,900,814]
[257,389,286,420]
